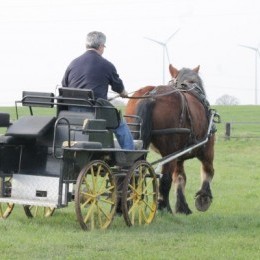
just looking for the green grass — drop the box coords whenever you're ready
[212,105,260,139]
[0,105,260,259]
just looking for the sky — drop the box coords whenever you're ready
[1,0,260,105]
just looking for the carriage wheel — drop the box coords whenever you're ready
[75,160,117,231]
[0,177,14,219]
[121,160,158,227]
[0,203,14,219]
[23,206,55,218]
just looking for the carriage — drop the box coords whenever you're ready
[0,88,158,230]
[0,69,220,230]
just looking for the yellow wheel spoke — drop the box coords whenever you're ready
[83,202,95,224]
[128,199,139,215]
[96,203,103,227]
[138,207,143,225]
[131,210,135,225]
[142,198,155,211]
[92,205,96,230]
[142,178,154,194]
[90,166,96,191]
[82,191,95,198]
[100,197,115,206]
[95,164,102,187]
[98,172,109,192]
[126,196,134,203]
[97,184,115,197]
[83,176,91,191]
[32,207,37,217]
[96,202,111,221]
[81,197,92,208]
[140,207,149,224]
[128,183,137,192]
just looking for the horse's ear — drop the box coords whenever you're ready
[169,64,179,78]
[193,65,200,73]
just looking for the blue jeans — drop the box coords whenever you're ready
[68,106,134,150]
[113,119,134,150]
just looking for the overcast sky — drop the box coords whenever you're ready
[1,0,260,105]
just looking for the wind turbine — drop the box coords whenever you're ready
[239,44,260,105]
[144,28,180,84]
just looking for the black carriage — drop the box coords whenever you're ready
[0,88,158,230]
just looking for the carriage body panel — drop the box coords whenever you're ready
[0,89,156,229]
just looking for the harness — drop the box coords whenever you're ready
[144,82,217,142]
[176,82,218,135]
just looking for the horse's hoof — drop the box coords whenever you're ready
[175,206,192,215]
[195,195,212,212]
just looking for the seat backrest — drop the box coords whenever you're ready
[54,111,93,148]
[57,88,94,113]
[22,91,54,108]
[124,115,142,140]
[58,111,95,126]
[95,98,120,129]
[0,113,10,127]
[82,118,114,148]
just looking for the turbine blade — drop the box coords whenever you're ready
[165,46,171,64]
[144,37,164,46]
[238,44,258,51]
[257,49,260,58]
[166,28,180,43]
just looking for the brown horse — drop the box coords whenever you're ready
[125,64,217,215]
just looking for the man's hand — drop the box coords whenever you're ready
[120,89,128,98]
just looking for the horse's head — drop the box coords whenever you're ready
[169,64,205,94]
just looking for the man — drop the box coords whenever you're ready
[61,31,134,150]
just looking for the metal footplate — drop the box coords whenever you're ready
[0,174,63,207]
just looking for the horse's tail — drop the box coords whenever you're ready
[136,98,156,149]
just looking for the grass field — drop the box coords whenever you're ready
[0,105,260,259]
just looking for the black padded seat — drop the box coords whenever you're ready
[6,116,55,138]
[0,135,35,145]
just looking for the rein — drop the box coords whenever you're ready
[127,83,198,100]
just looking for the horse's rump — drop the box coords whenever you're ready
[125,86,156,119]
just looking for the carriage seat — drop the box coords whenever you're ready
[82,118,113,148]
[114,139,143,150]
[62,141,102,149]
[5,116,55,138]
[61,119,110,150]
[0,135,36,145]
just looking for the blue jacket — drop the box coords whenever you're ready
[62,50,125,100]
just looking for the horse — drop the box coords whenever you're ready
[125,64,216,215]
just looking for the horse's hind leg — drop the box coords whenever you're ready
[195,138,215,212]
[173,160,192,215]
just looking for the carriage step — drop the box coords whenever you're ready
[1,174,67,206]
[0,197,57,208]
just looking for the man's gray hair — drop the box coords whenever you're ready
[86,31,106,49]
